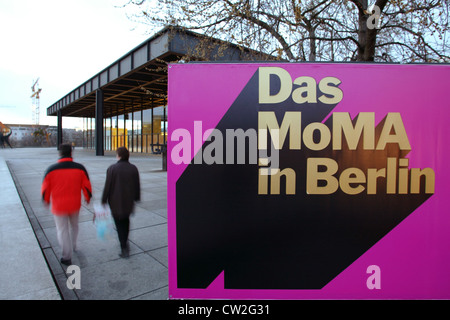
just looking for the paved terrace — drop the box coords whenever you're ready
[0,147,168,300]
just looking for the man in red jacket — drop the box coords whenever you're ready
[42,144,92,265]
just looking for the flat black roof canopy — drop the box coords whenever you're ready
[47,26,276,119]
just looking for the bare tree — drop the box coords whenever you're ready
[121,0,450,62]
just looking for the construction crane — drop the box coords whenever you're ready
[31,78,42,125]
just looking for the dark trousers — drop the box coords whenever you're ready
[113,216,130,250]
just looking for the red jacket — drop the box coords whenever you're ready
[41,157,92,215]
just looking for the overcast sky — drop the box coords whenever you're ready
[0,0,151,129]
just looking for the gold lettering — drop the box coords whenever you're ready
[386,157,397,194]
[318,77,343,104]
[376,113,411,151]
[270,168,296,195]
[292,76,317,104]
[303,122,331,151]
[306,158,339,194]
[258,67,343,105]
[259,67,292,104]
[304,157,434,195]
[339,168,366,195]
[333,112,375,150]
[367,168,386,194]
[398,158,409,194]
[258,168,269,195]
[258,111,301,150]
[411,168,435,194]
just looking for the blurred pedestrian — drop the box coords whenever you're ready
[0,130,13,148]
[101,147,140,258]
[41,143,92,265]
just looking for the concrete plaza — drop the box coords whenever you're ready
[0,147,168,300]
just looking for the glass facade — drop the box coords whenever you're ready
[82,105,167,154]
[83,117,95,149]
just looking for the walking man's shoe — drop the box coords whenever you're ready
[119,247,129,258]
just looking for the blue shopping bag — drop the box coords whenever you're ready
[94,203,114,240]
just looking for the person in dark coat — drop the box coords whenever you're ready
[0,130,13,148]
[4,130,12,148]
[101,147,140,258]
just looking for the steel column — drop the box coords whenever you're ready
[95,89,104,156]
[57,110,63,149]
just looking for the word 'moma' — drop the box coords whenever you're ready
[258,67,435,196]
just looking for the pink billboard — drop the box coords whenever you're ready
[167,63,450,299]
